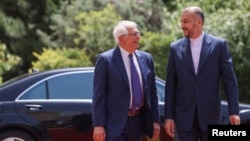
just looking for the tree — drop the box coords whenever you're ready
[0,42,22,82]
[1,0,250,103]
[0,0,61,73]
[31,47,91,71]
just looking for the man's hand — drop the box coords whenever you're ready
[151,122,160,140]
[93,126,105,141]
[230,115,240,125]
[164,119,175,138]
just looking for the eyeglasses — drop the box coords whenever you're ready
[123,32,141,37]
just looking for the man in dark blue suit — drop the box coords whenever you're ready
[164,6,240,141]
[92,20,160,141]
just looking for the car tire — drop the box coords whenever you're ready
[0,130,35,141]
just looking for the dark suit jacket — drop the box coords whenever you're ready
[164,33,239,131]
[92,46,160,138]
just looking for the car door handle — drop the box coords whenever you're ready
[25,104,43,111]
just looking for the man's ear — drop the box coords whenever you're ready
[119,36,125,44]
[197,18,202,26]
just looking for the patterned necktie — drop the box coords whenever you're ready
[128,54,143,112]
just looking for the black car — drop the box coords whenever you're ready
[0,67,249,141]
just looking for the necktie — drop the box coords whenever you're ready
[128,54,143,112]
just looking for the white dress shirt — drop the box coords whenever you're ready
[190,32,204,74]
[119,47,143,109]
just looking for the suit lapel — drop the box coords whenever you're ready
[182,38,196,75]
[134,51,147,91]
[113,47,130,87]
[197,34,211,75]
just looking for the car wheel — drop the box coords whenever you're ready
[0,130,35,141]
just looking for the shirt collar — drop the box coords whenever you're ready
[190,31,204,43]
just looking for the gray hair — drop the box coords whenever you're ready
[113,20,138,44]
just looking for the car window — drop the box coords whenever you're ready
[20,82,47,99]
[19,71,163,102]
[19,72,94,100]
[48,72,93,99]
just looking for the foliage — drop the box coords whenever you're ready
[0,42,22,83]
[113,0,165,31]
[0,0,60,72]
[37,2,122,63]
[0,0,250,103]
[37,0,88,48]
[73,4,121,62]
[140,31,174,78]
[31,47,92,71]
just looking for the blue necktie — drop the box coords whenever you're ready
[128,54,143,112]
